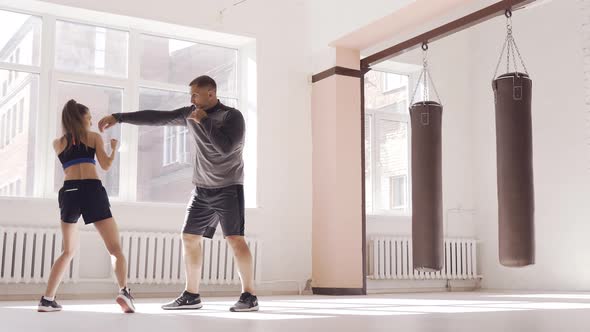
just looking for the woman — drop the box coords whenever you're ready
[38,99,135,313]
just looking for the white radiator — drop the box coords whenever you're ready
[120,231,262,285]
[0,227,78,283]
[367,236,479,280]
[0,226,261,286]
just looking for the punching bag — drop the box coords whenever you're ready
[410,101,444,272]
[493,72,534,267]
[492,10,535,267]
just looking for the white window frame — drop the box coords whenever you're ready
[0,5,256,206]
[365,70,412,217]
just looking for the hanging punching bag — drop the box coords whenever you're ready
[493,10,535,267]
[411,101,444,272]
[410,43,444,272]
[493,72,534,267]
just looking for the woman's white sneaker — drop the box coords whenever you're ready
[116,287,136,313]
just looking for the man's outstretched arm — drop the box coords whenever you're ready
[99,106,194,132]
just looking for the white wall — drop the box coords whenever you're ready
[468,0,590,290]
[0,0,313,295]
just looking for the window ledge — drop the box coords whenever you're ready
[0,196,260,212]
[367,213,411,222]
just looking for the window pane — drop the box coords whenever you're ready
[18,98,24,133]
[0,70,39,197]
[0,10,41,66]
[220,97,238,108]
[55,21,128,77]
[136,88,195,203]
[377,119,409,212]
[389,175,407,209]
[383,72,407,92]
[139,35,237,97]
[53,82,123,196]
[365,71,408,114]
[11,105,17,138]
[364,115,372,213]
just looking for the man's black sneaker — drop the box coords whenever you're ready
[116,287,136,313]
[37,297,62,312]
[230,292,259,312]
[161,291,203,310]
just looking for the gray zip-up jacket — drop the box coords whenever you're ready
[112,100,245,189]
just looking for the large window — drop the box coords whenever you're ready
[364,71,410,215]
[0,7,256,207]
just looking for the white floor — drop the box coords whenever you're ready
[3,291,590,332]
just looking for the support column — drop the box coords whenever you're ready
[311,47,365,295]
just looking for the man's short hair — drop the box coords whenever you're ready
[189,75,217,90]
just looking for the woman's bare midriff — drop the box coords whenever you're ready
[63,163,100,181]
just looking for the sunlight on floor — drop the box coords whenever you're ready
[4,293,590,321]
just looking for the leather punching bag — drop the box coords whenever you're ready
[493,72,535,267]
[410,101,444,272]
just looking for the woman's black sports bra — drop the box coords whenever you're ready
[57,136,96,169]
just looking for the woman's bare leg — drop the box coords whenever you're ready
[43,222,79,298]
[93,217,127,289]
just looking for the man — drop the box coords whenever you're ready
[98,75,258,312]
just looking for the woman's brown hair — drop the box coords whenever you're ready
[61,99,89,150]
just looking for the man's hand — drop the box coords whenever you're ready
[98,115,118,132]
[188,108,208,123]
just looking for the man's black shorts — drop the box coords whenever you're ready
[183,185,245,238]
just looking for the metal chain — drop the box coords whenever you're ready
[423,49,429,102]
[427,69,442,105]
[409,69,425,106]
[409,44,442,106]
[511,31,529,75]
[493,10,529,80]
[493,34,510,79]
[507,16,512,73]
[506,33,512,73]
[510,36,520,74]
